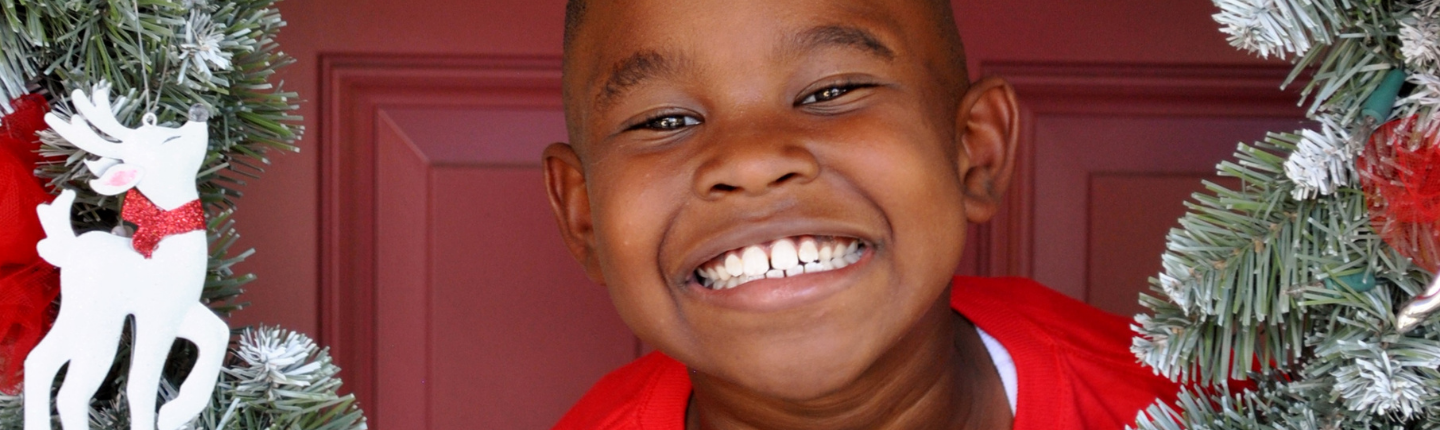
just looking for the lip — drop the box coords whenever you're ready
[684,246,873,313]
[668,217,878,287]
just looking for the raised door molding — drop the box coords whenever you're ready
[982,61,1306,306]
[319,55,638,429]
[318,56,1309,426]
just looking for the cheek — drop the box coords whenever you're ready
[587,156,695,345]
[826,118,969,277]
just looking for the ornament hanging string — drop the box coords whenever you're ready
[134,0,155,112]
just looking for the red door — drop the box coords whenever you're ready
[318,57,639,429]
[229,2,1294,428]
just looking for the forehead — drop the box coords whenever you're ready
[565,0,933,104]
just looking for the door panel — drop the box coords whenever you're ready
[1087,174,1241,317]
[1030,115,1302,304]
[428,166,633,429]
[323,58,1314,427]
[983,63,1309,316]
[355,86,637,428]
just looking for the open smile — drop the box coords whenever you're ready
[691,235,869,290]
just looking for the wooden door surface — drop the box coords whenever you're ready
[320,59,1309,429]
[227,1,1300,428]
[983,63,1308,317]
[321,57,639,429]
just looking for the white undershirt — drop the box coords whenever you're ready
[975,328,1018,414]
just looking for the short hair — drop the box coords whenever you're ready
[563,0,965,76]
[563,0,588,52]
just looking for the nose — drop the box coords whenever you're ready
[693,127,820,199]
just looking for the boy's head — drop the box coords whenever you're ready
[544,0,1020,401]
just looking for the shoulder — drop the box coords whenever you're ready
[953,276,1136,363]
[552,352,690,430]
[952,276,1177,429]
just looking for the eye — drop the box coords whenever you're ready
[798,82,875,106]
[628,114,702,132]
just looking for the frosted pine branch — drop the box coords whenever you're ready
[1212,0,1345,59]
[0,393,20,429]
[207,326,368,430]
[1140,1,1440,428]
[1283,120,1355,200]
[1402,73,1440,108]
[1331,352,1428,419]
[176,10,233,85]
[1400,9,1440,72]
[226,327,325,399]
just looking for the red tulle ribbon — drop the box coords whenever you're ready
[122,189,205,259]
[0,94,60,394]
[1357,115,1440,273]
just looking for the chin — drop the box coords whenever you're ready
[710,329,884,401]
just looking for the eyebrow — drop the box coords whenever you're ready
[596,50,682,109]
[592,25,895,109]
[786,25,896,61]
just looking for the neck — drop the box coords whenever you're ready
[687,290,1012,430]
[133,186,199,211]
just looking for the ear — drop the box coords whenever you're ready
[84,157,122,176]
[89,163,144,196]
[543,143,604,284]
[955,77,1020,224]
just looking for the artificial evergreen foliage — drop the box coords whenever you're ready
[0,394,19,428]
[1132,1,1440,428]
[0,1,367,428]
[1,0,302,312]
[197,327,366,430]
[0,328,366,430]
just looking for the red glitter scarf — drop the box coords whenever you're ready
[121,189,205,258]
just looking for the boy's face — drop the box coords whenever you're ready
[546,0,1017,400]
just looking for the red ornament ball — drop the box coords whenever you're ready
[1357,115,1440,273]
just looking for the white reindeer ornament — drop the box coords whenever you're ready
[24,86,229,430]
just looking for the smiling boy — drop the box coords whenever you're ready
[543,0,1177,429]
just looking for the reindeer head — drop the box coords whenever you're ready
[44,84,210,210]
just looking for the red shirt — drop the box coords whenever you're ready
[553,276,1178,429]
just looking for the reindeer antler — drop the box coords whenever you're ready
[71,84,135,140]
[43,84,131,159]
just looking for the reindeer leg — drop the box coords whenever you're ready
[21,331,68,430]
[127,315,179,430]
[54,343,118,430]
[44,315,122,430]
[26,305,125,430]
[156,304,227,430]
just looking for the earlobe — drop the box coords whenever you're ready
[542,143,605,284]
[955,77,1020,224]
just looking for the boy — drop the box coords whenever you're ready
[543,0,1178,428]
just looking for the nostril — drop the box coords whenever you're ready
[773,172,798,186]
[712,183,738,193]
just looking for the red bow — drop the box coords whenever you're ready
[121,189,205,258]
[0,94,60,394]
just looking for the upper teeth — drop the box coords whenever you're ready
[696,236,865,290]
